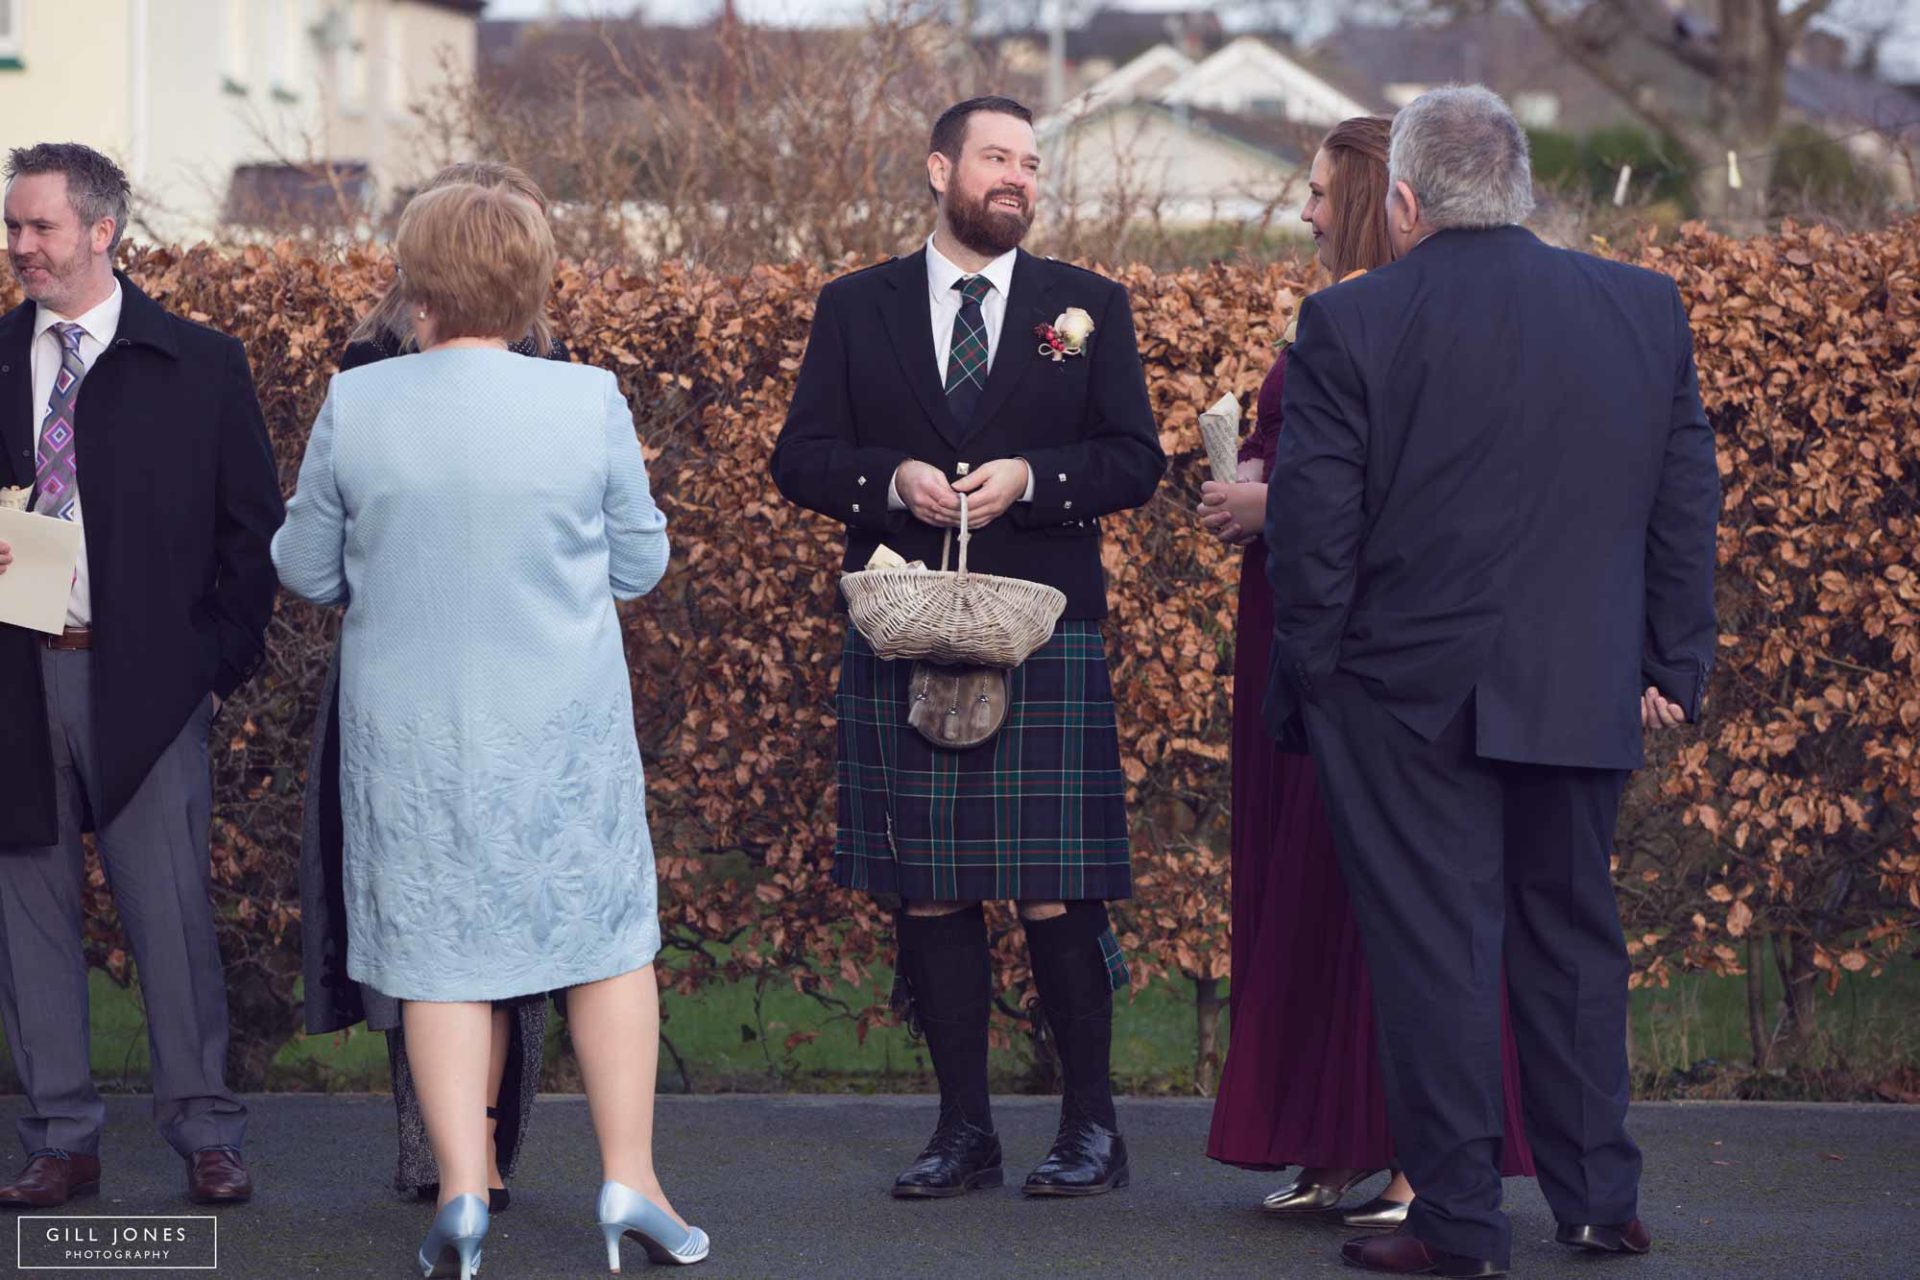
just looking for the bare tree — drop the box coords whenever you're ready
[1423,0,1836,232]
[417,8,1309,270]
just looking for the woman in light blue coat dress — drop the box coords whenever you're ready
[273,183,708,1277]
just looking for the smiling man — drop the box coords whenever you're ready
[772,97,1165,1200]
[0,143,282,1209]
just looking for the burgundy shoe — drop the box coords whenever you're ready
[186,1147,253,1205]
[0,1149,101,1208]
[1341,1229,1507,1277]
[1556,1219,1653,1254]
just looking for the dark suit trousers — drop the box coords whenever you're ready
[0,649,246,1158]
[1302,675,1639,1267]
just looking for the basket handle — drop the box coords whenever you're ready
[938,492,972,579]
[955,492,971,579]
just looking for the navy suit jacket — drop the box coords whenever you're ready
[1263,226,1719,770]
[770,248,1165,618]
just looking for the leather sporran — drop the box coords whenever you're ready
[908,662,1008,749]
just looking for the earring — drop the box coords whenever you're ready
[416,311,427,321]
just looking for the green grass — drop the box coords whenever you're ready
[2,956,1913,1100]
[1627,946,1920,1098]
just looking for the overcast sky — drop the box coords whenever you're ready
[481,0,1920,79]
[483,0,857,22]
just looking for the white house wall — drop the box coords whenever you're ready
[1048,107,1311,230]
[1162,37,1370,127]
[0,1,475,243]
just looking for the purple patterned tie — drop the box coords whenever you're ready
[33,322,87,520]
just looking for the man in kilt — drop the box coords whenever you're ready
[771,97,1165,1198]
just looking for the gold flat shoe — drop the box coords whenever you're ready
[1260,1168,1381,1213]
[1341,1195,1412,1228]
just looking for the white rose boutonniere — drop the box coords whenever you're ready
[1035,306,1095,362]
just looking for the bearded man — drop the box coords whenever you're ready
[771,97,1165,1199]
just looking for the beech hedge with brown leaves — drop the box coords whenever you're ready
[49,218,1917,1085]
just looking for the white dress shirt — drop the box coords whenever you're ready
[926,235,1016,384]
[890,236,1032,509]
[31,282,122,627]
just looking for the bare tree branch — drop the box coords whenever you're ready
[1513,0,1713,151]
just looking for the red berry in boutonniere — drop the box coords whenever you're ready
[1035,307,1094,363]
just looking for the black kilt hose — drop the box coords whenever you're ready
[770,249,1168,992]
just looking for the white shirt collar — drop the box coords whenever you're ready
[926,235,1017,303]
[34,279,124,347]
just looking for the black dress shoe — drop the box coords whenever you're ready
[1556,1219,1652,1254]
[892,1117,1004,1198]
[1022,1118,1129,1197]
[1341,1230,1506,1276]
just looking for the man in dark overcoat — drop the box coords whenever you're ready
[0,144,282,1208]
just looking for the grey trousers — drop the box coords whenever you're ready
[0,648,246,1158]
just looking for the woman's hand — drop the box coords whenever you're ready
[1197,480,1268,546]
[1236,457,1265,484]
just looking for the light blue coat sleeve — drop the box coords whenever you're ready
[272,388,349,606]
[603,378,669,600]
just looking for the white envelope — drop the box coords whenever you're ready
[0,507,83,635]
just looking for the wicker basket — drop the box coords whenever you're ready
[840,493,1067,667]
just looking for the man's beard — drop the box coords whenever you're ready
[11,249,91,307]
[945,184,1033,257]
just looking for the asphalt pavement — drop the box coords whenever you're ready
[0,1094,1913,1278]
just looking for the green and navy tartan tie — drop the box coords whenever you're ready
[33,322,88,521]
[944,274,995,428]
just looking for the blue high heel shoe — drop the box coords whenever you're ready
[596,1181,709,1271]
[418,1193,488,1280]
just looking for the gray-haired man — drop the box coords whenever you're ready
[1265,87,1718,1275]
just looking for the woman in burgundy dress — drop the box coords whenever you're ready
[1196,117,1535,1228]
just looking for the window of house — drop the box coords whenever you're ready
[1513,93,1561,129]
[268,0,306,97]
[224,0,250,91]
[0,0,24,64]
[342,0,371,114]
[385,9,408,118]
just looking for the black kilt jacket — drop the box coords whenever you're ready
[770,248,1165,617]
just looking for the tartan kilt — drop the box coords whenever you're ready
[833,620,1134,904]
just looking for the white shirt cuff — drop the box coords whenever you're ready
[887,463,908,510]
[1019,458,1034,502]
